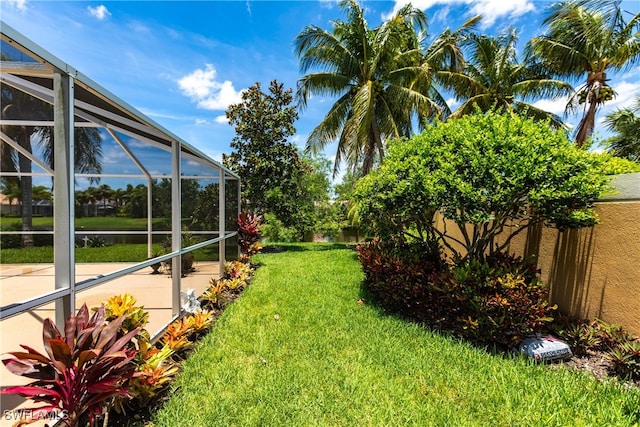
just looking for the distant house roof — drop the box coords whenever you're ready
[599,173,640,202]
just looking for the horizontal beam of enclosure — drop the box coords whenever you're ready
[0,231,238,321]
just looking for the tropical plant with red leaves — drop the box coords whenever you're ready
[1,304,140,426]
[237,211,263,261]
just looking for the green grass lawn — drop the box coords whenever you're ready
[0,216,170,230]
[151,243,640,426]
[0,244,219,263]
[0,244,158,263]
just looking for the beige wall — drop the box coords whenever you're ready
[507,202,640,336]
[434,173,640,336]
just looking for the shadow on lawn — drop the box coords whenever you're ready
[262,242,352,252]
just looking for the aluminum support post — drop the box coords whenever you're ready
[53,71,75,328]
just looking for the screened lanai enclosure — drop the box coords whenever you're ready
[0,22,240,395]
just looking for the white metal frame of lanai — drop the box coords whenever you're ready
[0,22,241,330]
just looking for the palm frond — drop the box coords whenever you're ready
[513,102,566,129]
[306,93,352,156]
[296,72,352,110]
[526,36,588,80]
[450,94,497,119]
[603,96,640,160]
[350,81,376,149]
[511,78,573,101]
[295,26,358,76]
[436,69,486,100]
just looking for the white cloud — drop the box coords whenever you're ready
[5,0,27,11]
[139,108,188,121]
[197,81,244,110]
[195,118,210,126]
[532,97,569,116]
[430,7,451,26]
[620,66,640,82]
[127,139,149,149]
[607,80,640,110]
[386,0,535,28]
[87,5,111,20]
[214,115,229,124]
[102,146,129,164]
[594,80,640,129]
[177,64,244,111]
[128,21,151,34]
[467,0,534,28]
[290,134,305,149]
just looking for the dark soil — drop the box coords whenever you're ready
[551,349,639,390]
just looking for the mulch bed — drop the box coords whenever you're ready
[551,350,639,390]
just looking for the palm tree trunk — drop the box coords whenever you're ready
[362,118,383,175]
[576,72,606,148]
[575,97,598,148]
[18,129,34,247]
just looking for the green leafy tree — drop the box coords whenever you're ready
[295,0,479,175]
[151,178,201,224]
[604,95,640,161]
[223,80,305,231]
[354,110,610,262]
[192,183,219,231]
[527,0,640,146]
[75,188,89,217]
[0,178,21,215]
[333,171,363,239]
[112,187,126,214]
[181,179,201,221]
[442,29,572,126]
[152,179,173,220]
[122,184,147,218]
[296,155,338,240]
[31,185,52,202]
[256,154,335,242]
[94,183,114,217]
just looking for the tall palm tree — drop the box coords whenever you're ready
[31,185,53,202]
[441,29,573,126]
[95,183,113,216]
[112,187,126,213]
[527,0,640,147]
[1,85,102,245]
[75,189,89,217]
[295,0,477,176]
[604,95,640,161]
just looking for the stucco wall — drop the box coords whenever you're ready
[434,173,640,335]
[511,202,640,335]
[506,173,640,336]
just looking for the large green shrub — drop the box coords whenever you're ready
[597,152,640,175]
[355,110,610,262]
[260,213,299,243]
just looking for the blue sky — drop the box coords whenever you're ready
[2,0,640,185]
